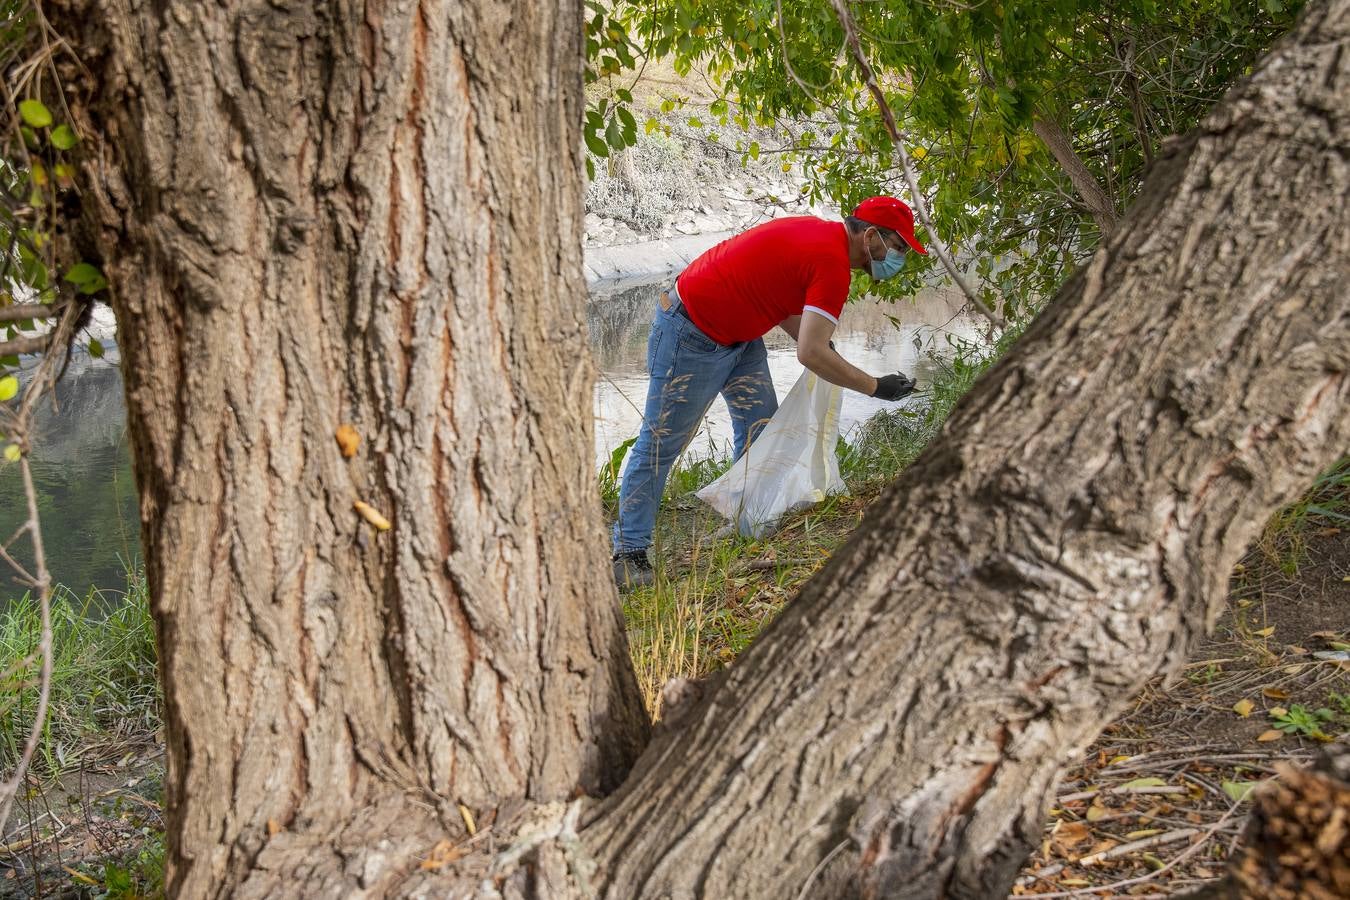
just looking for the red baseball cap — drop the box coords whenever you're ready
[853,196,928,255]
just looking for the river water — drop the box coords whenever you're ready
[1,278,978,598]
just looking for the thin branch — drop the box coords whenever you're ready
[0,333,51,357]
[0,454,54,832]
[829,0,1005,328]
[0,302,63,323]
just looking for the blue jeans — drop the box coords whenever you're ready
[612,288,778,554]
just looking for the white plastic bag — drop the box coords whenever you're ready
[697,370,846,538]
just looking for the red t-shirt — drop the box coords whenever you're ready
[676,217,851,344]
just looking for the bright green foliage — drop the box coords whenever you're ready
[0,373,16,401]
[583,0,643,178]
[49,122,77,149]
[64,261,108,294]
[595,0,1301,317]
[17,97,50,127]
[1269,704,1339,741]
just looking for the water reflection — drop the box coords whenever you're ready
[0,351,139,599]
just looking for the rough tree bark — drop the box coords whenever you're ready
[48,0,647,895]
[41,0,1347,897]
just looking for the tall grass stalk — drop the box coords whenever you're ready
[0,571,159,776]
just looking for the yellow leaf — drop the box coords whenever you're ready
[1058,879,1090,887]
[0,375,17,402]
[1126,828,1163,839]
[1268,707,1289,718]
[1256,729,1283,742]
[458,803,476,835]
[1085,802,1107,822]
[1262,687,1290,700]
[335,423,360,458]
[62,867,99,886]
[3,444,19,463]
[1233,698,1255,717]
[911,145,928,160]
[353,500,391,531]
[1254,626,1275,637]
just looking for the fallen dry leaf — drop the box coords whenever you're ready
[420,838,468,870]
[1052,821,1092,850]
[267,818,281,837]
[335,423,361,458]
[1253,626,1276,637]
[1261,687,1291,701]
[1233,698,1255,717]
[1269,706,1289,718]
[1256,729,1284,742]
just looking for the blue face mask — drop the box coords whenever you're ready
[868,230,906,281]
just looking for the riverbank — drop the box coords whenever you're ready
[1,354,1346,898]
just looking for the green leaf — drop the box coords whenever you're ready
[1222,780,1260,803]
[3,444,19,463]
[1120,777,1168,789]
[604,115,626,150]
[0,355,18,368]
[18,99,52,128]
[0,375,17,402]
[65,263,109,294]
[88,338,104,359]
[49,124,78,150]
[687,116,703,128]
[584,130,608,158]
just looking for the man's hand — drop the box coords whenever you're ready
[871,373,916,401]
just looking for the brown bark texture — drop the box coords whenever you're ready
[583,2,1348,897]
[1033,113,1121,235]
[46,0,648,896]
[36,0,1349,896]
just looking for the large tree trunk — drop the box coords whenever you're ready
[584,3,1347,897]
[40,0,1347,897]
[49,0,647,895]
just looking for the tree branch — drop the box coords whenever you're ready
[0,302,63,323]
[827,0,1005,329]
[0,334,52,357]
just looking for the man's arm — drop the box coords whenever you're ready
[779,315,802,341]
[797,312,878,395]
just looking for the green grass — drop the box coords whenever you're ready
[618,332,1013,714]
[1260,455,1350,574]
[0,570,159,776]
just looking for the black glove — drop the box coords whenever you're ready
[871,372,915,401]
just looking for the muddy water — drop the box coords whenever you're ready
[588,278,982,464]
[0,281,978,596]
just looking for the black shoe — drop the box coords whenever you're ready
[613,549,655,591]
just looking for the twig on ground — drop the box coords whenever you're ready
[1009,796,1247,899]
